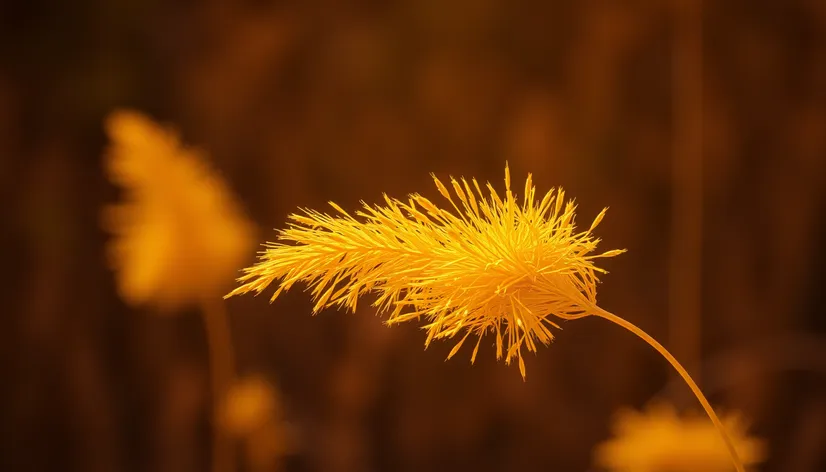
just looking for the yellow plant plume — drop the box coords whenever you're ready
[228,164,623,377]
[594,401,766,472]
[228,165,749,472]
[103,109,256,309]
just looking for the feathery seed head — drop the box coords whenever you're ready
[228,164,623,378]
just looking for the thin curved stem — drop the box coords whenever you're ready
[662,333,826,400]
[202,299,236,472]
[591,305,745,472]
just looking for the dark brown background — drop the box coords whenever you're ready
[2,0,825,471]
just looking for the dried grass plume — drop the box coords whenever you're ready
[227,164,749,472]
[228,164,623,377]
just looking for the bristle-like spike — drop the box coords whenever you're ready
[447,331,471,360]
[432,173,451,200]
[470,335,483,364]
[590,207,608,232]
[451,178,468,204]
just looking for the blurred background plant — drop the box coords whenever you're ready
[593,400,766,472]
[221,375,294,472]
[103,109,258,472]
[1,0,825,471]
[103,110,255,311]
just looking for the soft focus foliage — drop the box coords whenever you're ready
[103,110,256,309]
[229,165,623,377]
[593,401,767,472]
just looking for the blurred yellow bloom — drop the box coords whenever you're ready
[103,110,255,309]
[221,375,281,437]
[221,376,292,472]
[228,165,623,377]
[593,401,767,472]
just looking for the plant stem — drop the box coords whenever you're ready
[591,305,745,472]
[201,299,236,472]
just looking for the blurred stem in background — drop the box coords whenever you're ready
[670,0,704,382]
[202,300,236,472]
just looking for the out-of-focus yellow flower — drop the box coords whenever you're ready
[593,401,767,472]
[221,376,281,437]
[227,165,623,378]
[221,376,292,472]
[103,110,255,309]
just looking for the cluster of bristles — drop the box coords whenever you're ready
[228,165,623,378]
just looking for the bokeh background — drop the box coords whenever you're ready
[2,0,826,471]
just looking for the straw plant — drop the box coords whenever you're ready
[227,165,749,471]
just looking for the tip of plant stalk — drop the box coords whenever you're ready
[224,287,243,299]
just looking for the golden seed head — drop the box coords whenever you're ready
[228,164,623,378]
[103,110,256,310]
